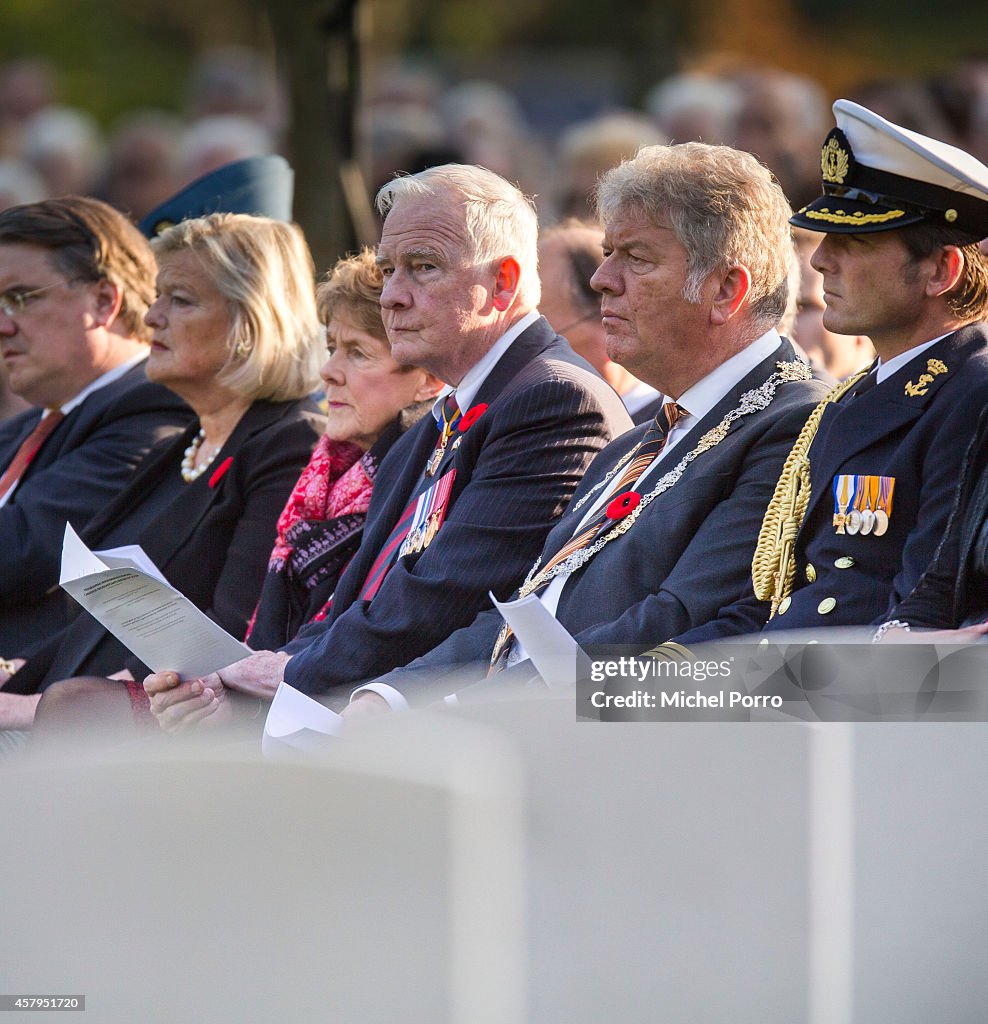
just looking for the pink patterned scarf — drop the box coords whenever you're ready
[267,435,374,571]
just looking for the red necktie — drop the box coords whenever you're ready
[0,409,66,503]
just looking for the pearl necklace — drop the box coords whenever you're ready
[180,428,221,483]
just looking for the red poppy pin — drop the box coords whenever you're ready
[606,490,641,519]
[457,403,488,432]
[209,456,234,488]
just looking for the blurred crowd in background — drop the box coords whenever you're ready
[0,43,985,409]
[2,46,987,231]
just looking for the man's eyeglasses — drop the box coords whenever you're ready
[0,281,65,318]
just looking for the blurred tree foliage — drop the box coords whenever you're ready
[6,0,984,126]
[0,0,272,123]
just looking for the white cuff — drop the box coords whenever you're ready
[351,681,410,711]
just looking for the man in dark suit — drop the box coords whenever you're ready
[0,197,190,675]
[318,143,832,708]
[729,100,988,637]
[146,163,631,725]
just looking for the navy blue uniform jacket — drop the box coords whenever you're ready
[755,324,988,632]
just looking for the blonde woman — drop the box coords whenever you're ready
[5,213,324,733]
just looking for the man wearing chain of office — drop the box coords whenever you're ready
[349,142,829,710]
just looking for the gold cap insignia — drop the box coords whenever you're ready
[821,131,851,185]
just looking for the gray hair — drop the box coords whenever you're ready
[375,163,541,308]
[152,213,323,401]
[595,142,793,334]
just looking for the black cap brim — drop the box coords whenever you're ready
[790,194,925,234]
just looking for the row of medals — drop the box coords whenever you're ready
[403,511,443,557]
[833,508,889,536]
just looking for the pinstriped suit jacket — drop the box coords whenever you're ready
[282,316,632,696]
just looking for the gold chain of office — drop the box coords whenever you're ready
[517,360,813,599]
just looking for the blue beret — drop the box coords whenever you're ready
[139,154,294,237]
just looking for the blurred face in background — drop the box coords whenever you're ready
[538,228,607,372]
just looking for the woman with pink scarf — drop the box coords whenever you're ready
[245,249,442,650]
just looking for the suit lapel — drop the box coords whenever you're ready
[82,401,287,564]
[362,318,564,552]
[428,318,582,486]
[334,317,567,609]
[688,338,797,443]
[470,316,560,407]
[332,415,439,609]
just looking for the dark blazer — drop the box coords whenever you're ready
[889,403,988,629]
[281,316,632,697]
[365,337,831,703]
[0,361,192,656]
[757,324,988,631]
[6,398,323,693]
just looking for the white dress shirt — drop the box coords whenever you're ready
[875,333,949,383]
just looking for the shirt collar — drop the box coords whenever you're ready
[621,380,662,417]
[432,309,540,423]
[675,328,782,425]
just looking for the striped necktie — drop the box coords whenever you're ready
[530,401,686,584]
[0,409,66,503]
[488,402,687,670]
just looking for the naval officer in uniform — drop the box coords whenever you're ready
[733,100,988,636]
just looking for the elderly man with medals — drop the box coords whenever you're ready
[146,162,631,726]
[349,142,829,706]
